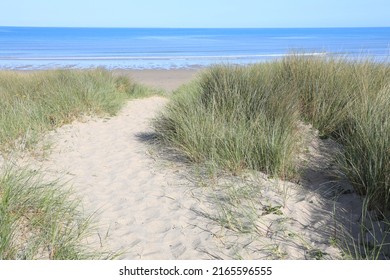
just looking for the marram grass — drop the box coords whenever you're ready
[154,55,390,213]
[0,68,148,153]
[154,64,301,179]
[0,167,101,259]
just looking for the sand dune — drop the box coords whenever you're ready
[5,69,363,259]
[21,94,359,260]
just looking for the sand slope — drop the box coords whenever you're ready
[12,94,362,260]
[0,68,371,259]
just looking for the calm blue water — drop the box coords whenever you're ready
[0,27,389,69]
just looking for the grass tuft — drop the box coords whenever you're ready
[154,64,300,178]
[0,167,104,259]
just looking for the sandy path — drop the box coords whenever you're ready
[33,96,229,259]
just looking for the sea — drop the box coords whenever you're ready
[0,27,389,70]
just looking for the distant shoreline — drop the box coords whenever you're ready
[114,68,201,91]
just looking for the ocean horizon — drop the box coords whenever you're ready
[0,27,389,70]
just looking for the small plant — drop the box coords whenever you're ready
[307,249,328,260]
[262,205,283,216]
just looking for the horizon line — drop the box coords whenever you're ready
[1,25,390,29]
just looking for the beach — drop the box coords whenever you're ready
[115,69,200,91]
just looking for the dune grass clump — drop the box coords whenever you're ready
[279,56,357,137]
[339,85,390,211]
[155,56,390,213]
[280,56,390,138]
[280,56,390,211]
[154,64,301,178]
[0,68,147,152]
[0,168,101,260]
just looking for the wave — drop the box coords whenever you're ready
[0,52,327,61]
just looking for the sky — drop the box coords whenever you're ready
[0,0,389,28]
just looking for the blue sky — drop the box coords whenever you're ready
[0,0,389,28]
